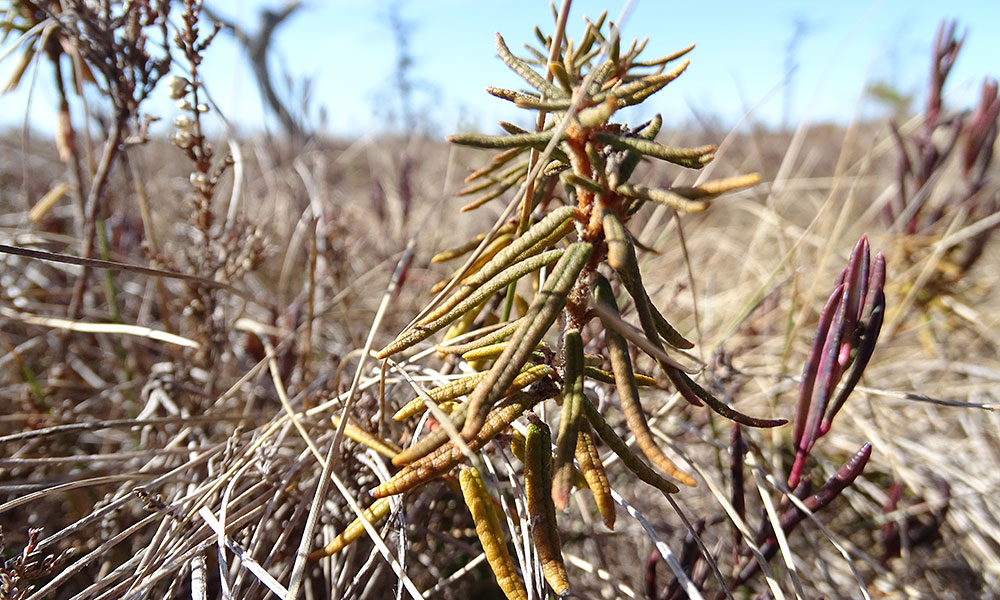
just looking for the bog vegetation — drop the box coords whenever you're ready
[0,2,997,599]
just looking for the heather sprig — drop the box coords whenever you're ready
[363,11,781,597]
[375,14,780,476]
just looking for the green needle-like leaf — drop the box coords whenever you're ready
[487,86,540,106]
[595,133,715,169]
[601,216,694,350]
[436,319,525,355]
[496,32,567,99]
[587,59,616,93]
[582,365,657,387]
[553,328,585,510]
[581,396,679,495]
[525,420,571,595]
[560,171,605,195]
[577,97,619,127]
[595,277,696,486]
[578,11,608,58]
[601,210,630,272]
[666,366,787,428]
[393,364,554,421]
[448,129,555,150]
[549,60,574,93]
[463,148,529,183]
[614,115,663,187]
[668,173,761,200]
[533,26,550,53]
[457,162,525,197]
[616,182,710,212]
[391,399,470,466]
[378,249,564,358]
[498,121,531,135]
[591,61,689,107]
[513,96,576,111]
[432,224,516,264]
[418,206,576,326]
[381,391,546,487]
[516,218,575,262]
[461,170,528,212]
[461,341,547,362]
[632,43,695,67]
[461,242,593,439]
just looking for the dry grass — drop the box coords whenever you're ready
[1,114,997,600]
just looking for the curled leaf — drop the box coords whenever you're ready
[595,133,715,169]
[525,421,570,595]
[581,396,679,495]
[553,329,585,510]
[595,277,696,486]
[307,497,393,560]
[460,468,529,600]
[377,391,549,495]
[575,421,615,529]
[378,249,564,358]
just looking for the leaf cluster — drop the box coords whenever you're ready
[319,12,786,598]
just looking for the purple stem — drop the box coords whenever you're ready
[791,285,843,447]
[737,443,872,587]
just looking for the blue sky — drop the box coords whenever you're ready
[2,0,998,138]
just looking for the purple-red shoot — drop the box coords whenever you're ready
[960,76,1000,224]
[926,21,964,132]
[962,79,999,183]
[645,550,660,600]
[789,237,885,489]
[736,442,872,587]
[887,19,998,264]
[880,479,952,564]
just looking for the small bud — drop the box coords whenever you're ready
[165,75,189,100]
[190,172,208,189]
[174,115,193,129]
[171,130,193,149]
